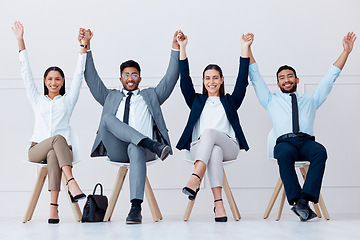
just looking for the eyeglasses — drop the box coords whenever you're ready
[122,73,139,80]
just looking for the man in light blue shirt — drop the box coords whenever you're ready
[249,32,356,221]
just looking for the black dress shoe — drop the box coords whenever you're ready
[126,206,142,224]
[303,207,317,221]
[48,203,60,224]
[182,173,201,200]
[291,199,309,221]
[153,143,170,161]
[182,186,199,201]
[48,218,60,224]
[66,178,86,203]
[214,199,227,222]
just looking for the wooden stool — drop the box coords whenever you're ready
[23,166,82,223]
[184,168,241,221]
[264,129,330,220]
[263,161,330,220]
[23,127,82,223]
[103,159,162,222]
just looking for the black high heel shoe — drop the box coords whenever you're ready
[48,203,60,224]
[214,199,227,222]
[67,178,86,203]
[182,173,201,201]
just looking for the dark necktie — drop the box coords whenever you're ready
[290,93,300,134]
[123,92,133,124]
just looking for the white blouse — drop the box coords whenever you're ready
[19,50,86,145]
[192,96,236,141]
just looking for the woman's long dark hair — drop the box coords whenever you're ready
[202,64,225,96]
[43,66,65,96]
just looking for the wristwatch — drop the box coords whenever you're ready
[80,44,88,48]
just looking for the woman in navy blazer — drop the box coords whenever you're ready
[176,32,253,222]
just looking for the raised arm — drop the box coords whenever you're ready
[177,32,196,108]
[231,33,253,108]
[333,32,356,70]
[12,21,25,51]
[313,32,356,108]
[80,28,110,106]
[66,31,88,108]
[154,30,181,105]
[247,35,272,110]
[12,21,41,104]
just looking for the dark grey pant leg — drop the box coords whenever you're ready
[127,143,147,201]
[102,112,147,145]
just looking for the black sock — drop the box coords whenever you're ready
[131,199,143,208]
[139,138,156,152]
[300,192,312,202]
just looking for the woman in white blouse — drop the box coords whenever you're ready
[12,21,87,224]
[176,33,253,222]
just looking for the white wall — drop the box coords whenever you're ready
[1,0,360,220]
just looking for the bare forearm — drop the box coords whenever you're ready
[17,38,25,51]
[333,50,350,70]
[241,45,250,58]
[249,47,256,65]
[180,45,187,60]
[81,39,91,53]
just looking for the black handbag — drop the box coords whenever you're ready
[82,183,108,222]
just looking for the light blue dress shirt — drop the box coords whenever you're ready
[249,63,341,139]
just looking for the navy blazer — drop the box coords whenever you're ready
[176,57,250,151]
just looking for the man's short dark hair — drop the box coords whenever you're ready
[120,60,141,76]
[276,65,297,80]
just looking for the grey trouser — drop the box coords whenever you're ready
[101,113,155,201]
[190,129,239,188]
[28,135,73,191]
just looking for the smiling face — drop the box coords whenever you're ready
[44,70,65,97]
[203,69,224,97]
[277,69,299,93]
[120,67,142,91]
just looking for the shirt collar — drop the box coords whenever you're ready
[122,88,140,96]
[45,95,62,100]
[283,91,298,97]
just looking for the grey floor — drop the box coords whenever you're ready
[1,213,360,240]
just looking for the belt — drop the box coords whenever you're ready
[277,132,312,140]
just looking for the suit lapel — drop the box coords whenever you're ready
[111,90,125,115]
[140,90,154,116]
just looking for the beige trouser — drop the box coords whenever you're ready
[28,135,73,191]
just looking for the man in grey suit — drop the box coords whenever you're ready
[78,29,181,224]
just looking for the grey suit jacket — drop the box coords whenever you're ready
[84,50,180,157]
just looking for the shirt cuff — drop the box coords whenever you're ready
[171,48,180,52]
[329,64,341,75]
[249,62,259,72]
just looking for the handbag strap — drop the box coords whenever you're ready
[93,183,103,195]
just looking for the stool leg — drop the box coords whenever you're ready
[318,193,330,220]
[23,167,48,223]
[275,185,286,221]
[103,166,128,221]
[61,174,82,221]
[184,199,195,221]
[144,176,162,222]
[264,177,283,219]
[222,169,241,220]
